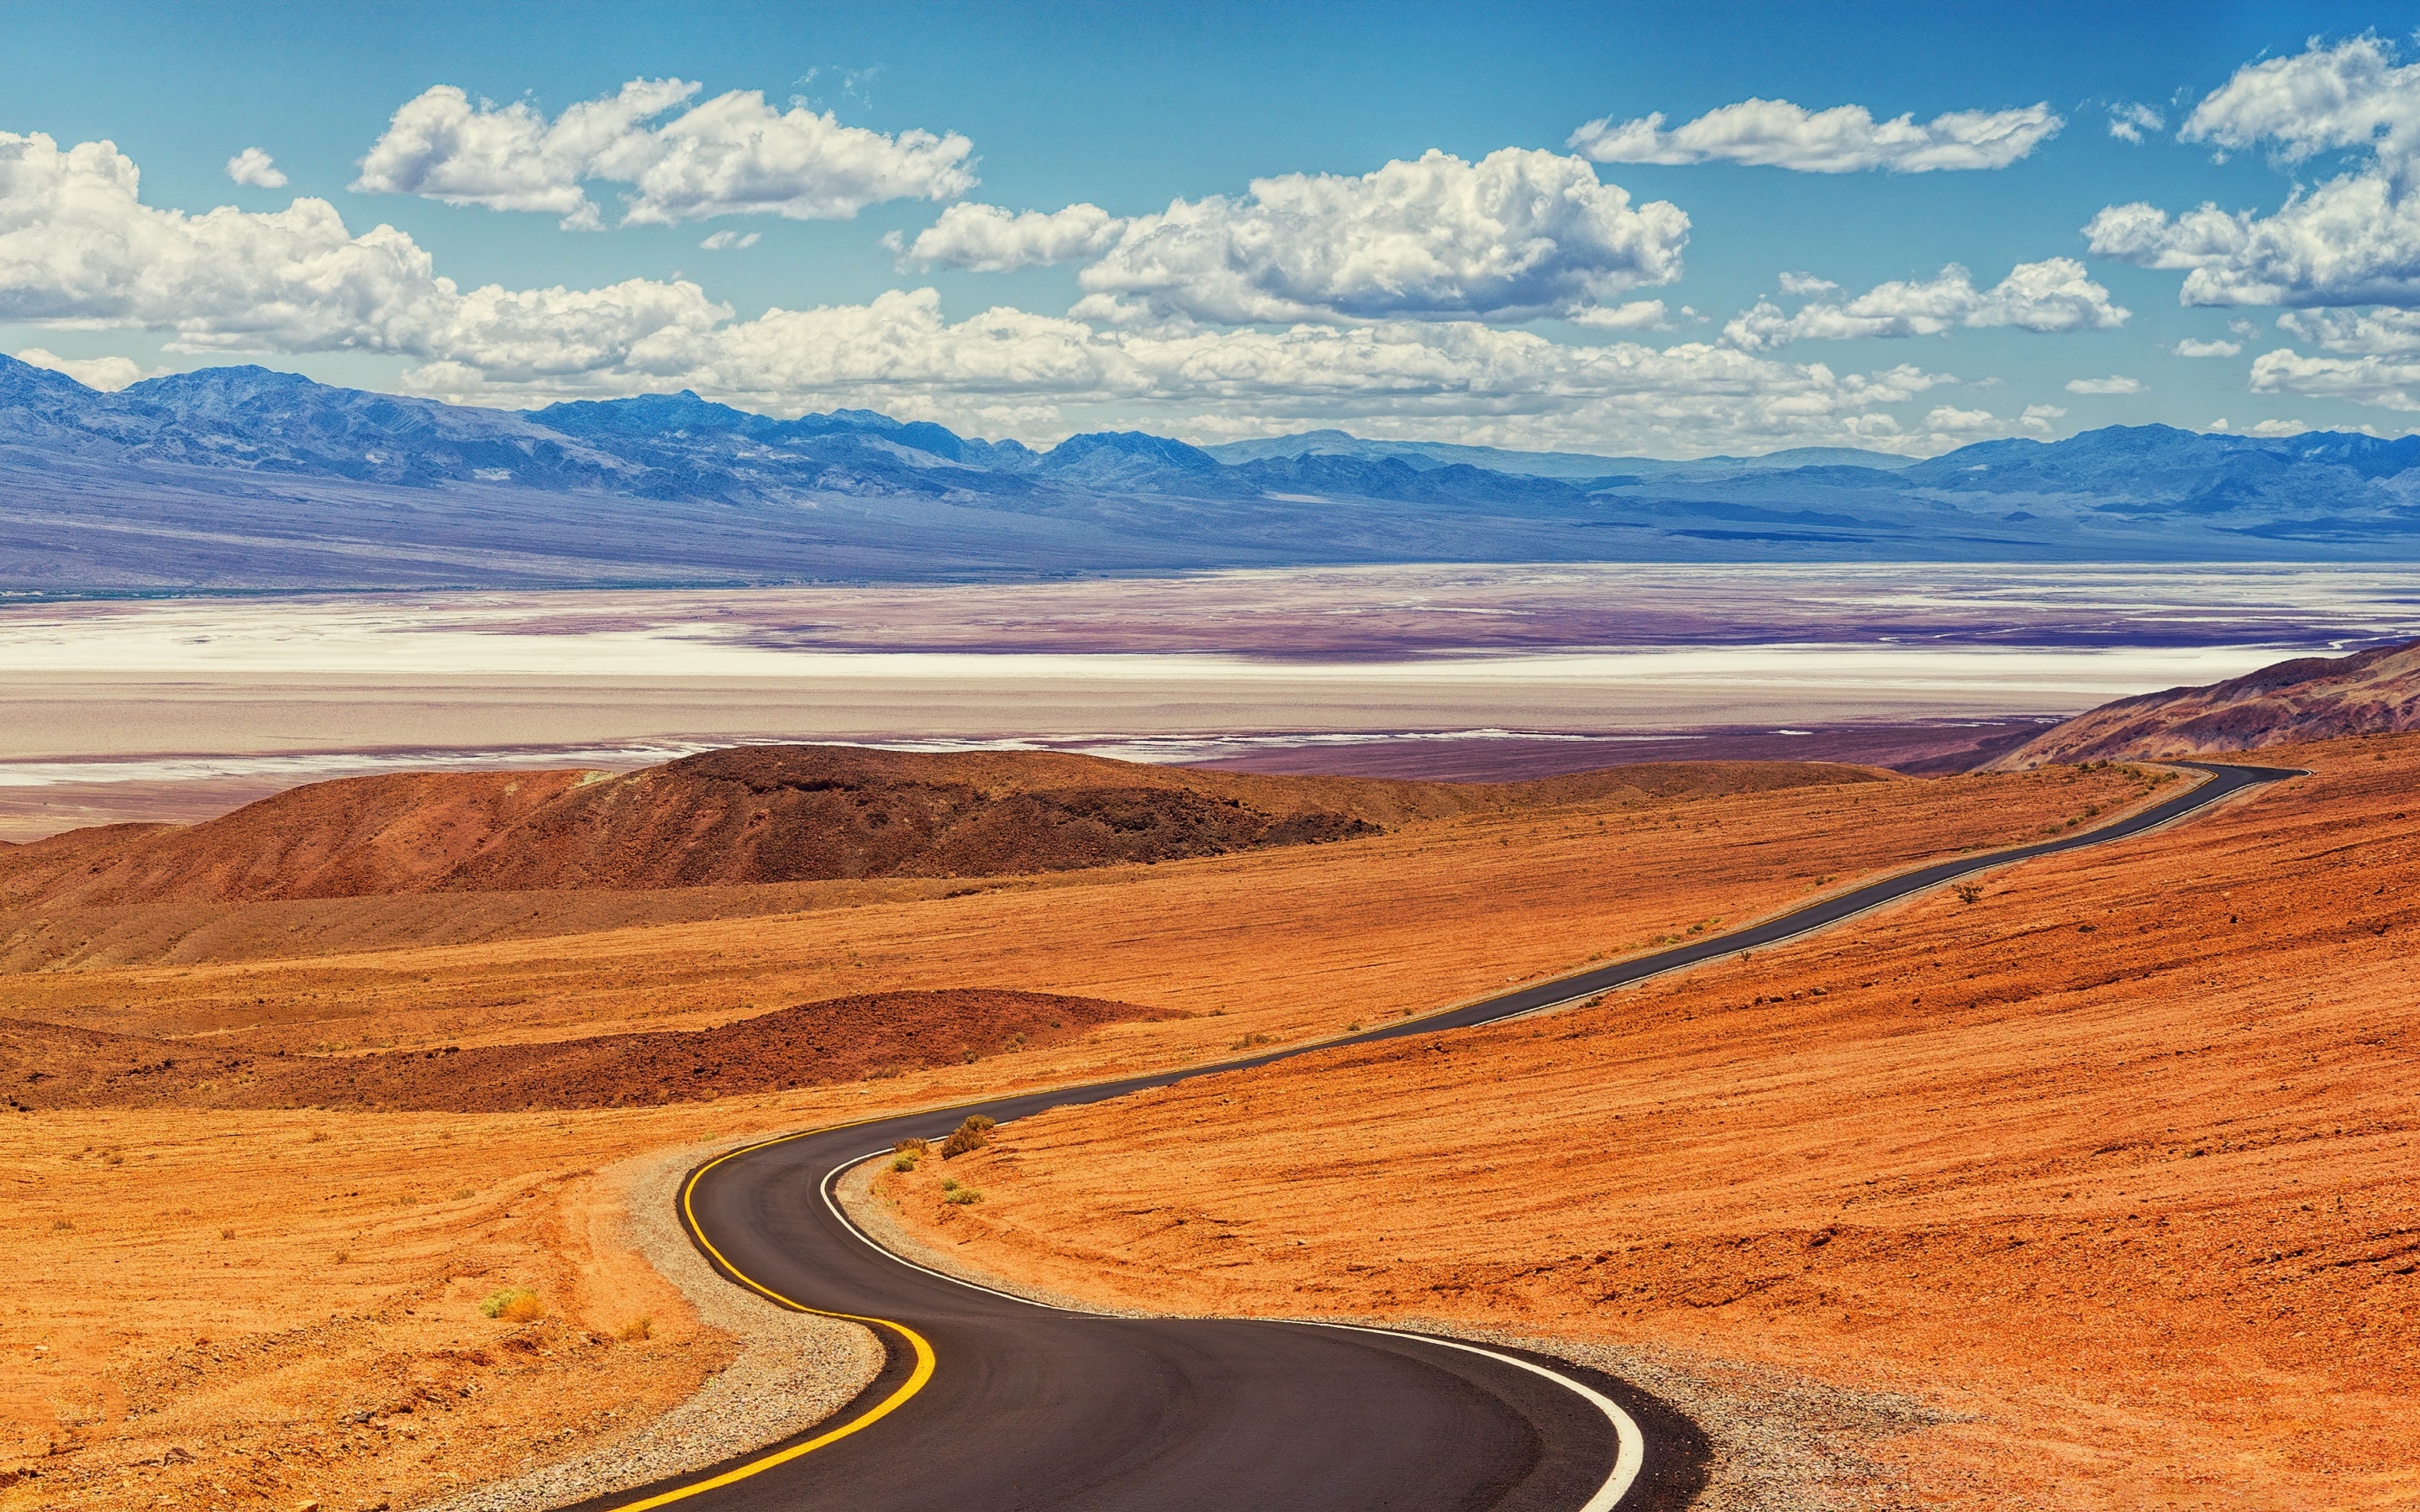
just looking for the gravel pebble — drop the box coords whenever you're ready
[413,1138,883,1512]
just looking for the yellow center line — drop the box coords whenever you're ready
[604,1121,939,1510]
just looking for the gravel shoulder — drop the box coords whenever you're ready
[414,1139,883,1512]
[836,1158,1932,1511]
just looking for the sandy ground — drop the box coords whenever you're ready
[413,1137,880,1512]
[0,759,2188,1509]
[874,737,2420,1510]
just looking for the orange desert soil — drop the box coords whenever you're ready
[1,989,1152,1113]
[2,753,2171,1510]
[877,735,2420,1511]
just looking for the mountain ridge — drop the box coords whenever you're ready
[6,354,2420,589]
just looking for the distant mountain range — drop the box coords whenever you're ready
[5,354,2420,591]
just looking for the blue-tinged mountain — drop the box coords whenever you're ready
[3,356,2418,591]
[1204,429,1918,480]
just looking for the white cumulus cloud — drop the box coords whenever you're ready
[1565,299,1674,330]
[2249,345,2420,410]
[0,128,2000,455]
[2107,102,2165,144]
[353,79,976,230]
[2172,337,2242,357]
[224,147,287,188]
[1569,97,2060,172]
[0,129,734,370]
[894,202,1127,271]
[1722,260,2128,350]
[1068,148,1688,324]
[2275,307,2420,353]
[2065,375,2144,394]
[13,346,168,390]
[2086,37,2420,307]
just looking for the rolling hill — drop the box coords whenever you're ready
[0,744,1889,909]
[1994,637,2420,765]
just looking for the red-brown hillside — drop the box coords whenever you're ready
[0,744,1890,909]
[0,987,1155,1112]
[1995,635,2420,766]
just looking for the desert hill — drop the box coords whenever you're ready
[1994,636,2420,766]
[0,744,1890,911]
[0,987,1151,1113]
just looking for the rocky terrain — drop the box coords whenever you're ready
[1996,636,2420,766]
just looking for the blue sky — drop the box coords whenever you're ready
[7,0,2420,455]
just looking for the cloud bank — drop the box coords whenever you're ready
[2086,37,2420,307]
[353,79,976,229]
[1722,260,2128,349]
[1570,97,2060,172]
[909,150,1690,326]
[0,127,2078,454]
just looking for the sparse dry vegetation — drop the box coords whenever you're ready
[939,1115,996,1159]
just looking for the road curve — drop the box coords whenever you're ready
[571,759,2296,1512]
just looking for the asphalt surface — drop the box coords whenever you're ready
[577,759,2296,1512]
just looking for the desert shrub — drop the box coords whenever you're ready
[1953,883,1984,905]
[220,1227,234,1240]
[1228,1032,1276,1052]
[102,1149,124,1167]
[480,1287,543,1320]
[615,1315,654,1342]
[50,1218,71,1231]
[939,1115,995,1159]
[891,1155,918,1173]
[945,1189,983,1205]
[893,1137,928,1156]
[939,1179,958,1192]
[307,1131,329,1144]
[960,1049,980,1064]
[332,1251,350,1265]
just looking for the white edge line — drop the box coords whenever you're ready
[1302,1321,1644,1512]
[813,1151,1653,1509]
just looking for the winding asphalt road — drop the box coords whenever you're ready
[572,759,2296,1512]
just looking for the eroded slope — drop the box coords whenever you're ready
[1998,635,2420,766]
